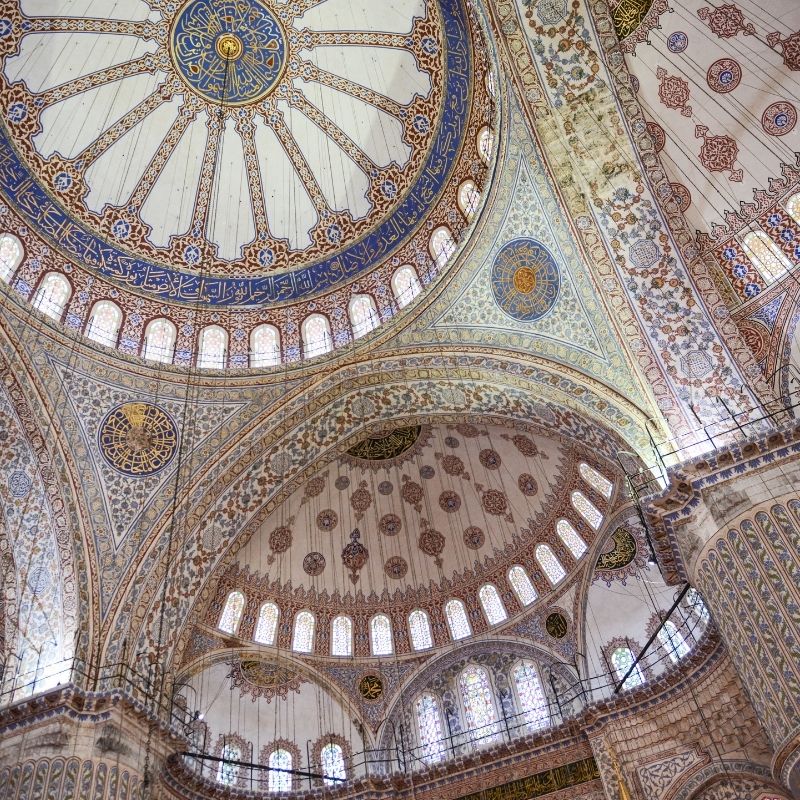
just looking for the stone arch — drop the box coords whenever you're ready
[668,761,786,800]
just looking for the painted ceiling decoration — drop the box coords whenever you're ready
[227,657,307,703]
[344,425,424,464]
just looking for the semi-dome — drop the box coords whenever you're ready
[0,0,496,361]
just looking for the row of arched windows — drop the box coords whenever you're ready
[216,739,346,790]
[218,466,610,655]
[413,659,548,762]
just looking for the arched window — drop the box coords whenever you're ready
[86,300,122,347]
[268,748,292,792]
[254,602,279,645]
[556,519,587,558]
[657,620,691,662]
[302,313,332,358]
[414,692,445,764]
[198,325,227,369]
[429,226,456,269]
[32,273,71,320]
[512,660,548,731]
[479,584,507,625]
[457,180,480,221]
[218,590,245,635]
[143,318,177,363]
[392,265,422,308]
[508,565,537,606]
[370,614,393,656]
[349,294,379,339]
[0,233,22,282]
[459,665,500,744]
[445,598,471,640]
[478,126,494,165]
[786,192,800,225]
[293,611,315,653]
[408,609,433,651]
[250,324,280,368]
[536,544,566,585]
[742,230,792,283]
[217,743,241,786]
[571,491,603,530]
[331,615,353,657]
[686,588,710,623]
[611,646,645,690]
[579,463,613,499]
[320,743,346,785]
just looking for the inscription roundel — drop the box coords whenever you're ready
[491,239,560,322]
[358,674,384,701]
[545,612,568,639]
[171,0,288,106]
[99,403,179,477]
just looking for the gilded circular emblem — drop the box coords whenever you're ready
[491,238,560,322]
[358,674,384,701]
[171,0,288,105]
[346,426,422,462]
[99,403,179,477]
[545,612,568,639]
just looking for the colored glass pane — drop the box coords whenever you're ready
[479,584,507,625]
[445,599,471,640]
[508,566,537,606]
[254,602,279,645]
[268,748,292,792]
[408,610,433,651]
[459,665,500,744]
[415,692,445,763]
[579,463,613,498]
[217,744,241,786]
[218,590,245,634]
[556,519,587,558]
[742,231,791,283]
[611,646,644,690]
[535,544,565,585]
[331,615,353,656]
[571,491,603,530]
[512,660,548,731]
[321,743,345,785]
[292,611,315,653]
[370,614,393,656]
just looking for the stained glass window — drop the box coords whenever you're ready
[478,127,494,165]
[198,325,227,369]
[458,180,480,220]
[251,324,280,368]
[320,743,346,785]
[657,620,691,662]
[331,615,353,657]
[370,614,393,656]
[392,265,422,308]
[143,318,177,363]
[787,192,800,225]
[535,544,565,585]
[254,602,279,645]
[742,231,791,283]
[415,692,445,763]
[508,565,537,606]
[459,665,500,744]
[0,234,22,281]
[86,301,122,347]
[571,491,603,530]
[302,313,332,358]
[349,295,379,339]
[430,226,456,269]
[611,646,645,690]
[268,748,292,792]
[33,273,71,320]
[556,519,587,559]
[217,743,241,786]
[512,660,549,731]
[686,588,710,623]
[218,590,245,634]
[578,463,613,499]
[445,599,472,641]
[292,610,315,653]
[408,609,433,651]
[479,584,507,625]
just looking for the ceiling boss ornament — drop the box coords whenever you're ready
[170,0,288,105]
[98,403,179,477]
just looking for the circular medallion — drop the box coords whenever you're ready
[384,556,408,579]
[99,403,178,476]
[463,526,485,549]
[491,239,560,322]
[762,102,797,137]
[706,58,741,94]
[667,31,688,53]
[646,121,665,153]
[358,674,383,701]
[170,0,288,105]
[545,612,568,639]
[670,183,691,212]
[303,551,326,576]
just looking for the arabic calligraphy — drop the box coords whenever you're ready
[346,426,422,462]
[611,0,655,41]
[491,239,561,322]
[171,0,287,105]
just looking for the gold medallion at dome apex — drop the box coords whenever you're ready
[513,266,538,295]
[216,33,244,61]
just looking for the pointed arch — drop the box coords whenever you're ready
[86,300,122,347]
[32,273,71,320]
[218,590,245,635]
[143,318,177,363]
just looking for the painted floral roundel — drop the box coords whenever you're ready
[0,0,490,309]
